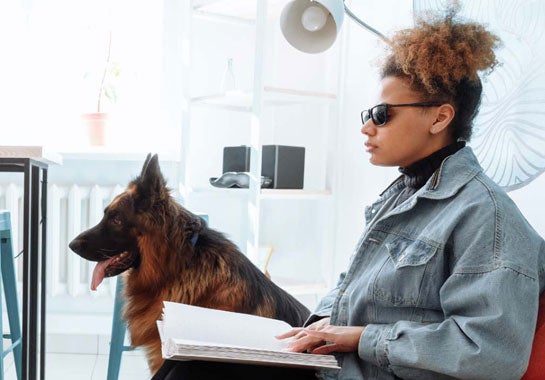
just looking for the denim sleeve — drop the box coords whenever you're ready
[359,267,539,380]
[304,272,346,326]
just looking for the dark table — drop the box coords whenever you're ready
[0,148,61,380]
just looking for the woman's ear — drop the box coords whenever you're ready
[430,104,455,135]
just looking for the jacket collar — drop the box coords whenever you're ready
[418,146,483,200]
[379,146,483,202]
[380,146,483,203]
[399,141,466,189]
[373,147,483,221]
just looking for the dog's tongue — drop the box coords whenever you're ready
[91,257,115,291]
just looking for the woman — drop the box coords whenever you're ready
[154,8,545,380]
[279,8,545,380]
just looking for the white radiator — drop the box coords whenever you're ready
[0,183,125,301]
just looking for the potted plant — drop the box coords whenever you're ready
[81,30,121,146]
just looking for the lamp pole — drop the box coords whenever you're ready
[343,1,391,44]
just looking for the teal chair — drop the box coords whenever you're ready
[106,276,133,380]
[107,212,208,379]
[0,211,22,380]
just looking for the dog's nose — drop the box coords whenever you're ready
[69,239,85,253]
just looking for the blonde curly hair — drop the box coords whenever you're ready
[381,5,501,140]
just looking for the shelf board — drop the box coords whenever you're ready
[191,87,337,112]
[260,189,332,200]
[264,86,336,100]
[191,91,252,112]
[185,188,332,200]
[184,186,250,197]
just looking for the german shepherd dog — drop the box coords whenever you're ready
[69,154,310,374]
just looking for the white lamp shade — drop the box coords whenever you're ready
[280,0,345,54]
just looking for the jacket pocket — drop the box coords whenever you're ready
[386,237,437,269]
[372,236,440,312]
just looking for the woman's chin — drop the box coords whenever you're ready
[369,155,398,167]
[369,155,385,166]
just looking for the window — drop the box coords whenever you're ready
[1,0,179,154]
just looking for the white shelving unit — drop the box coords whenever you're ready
[178,0,343,308]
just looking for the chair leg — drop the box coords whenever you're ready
[1,233,22,380]
[107,276,128,380]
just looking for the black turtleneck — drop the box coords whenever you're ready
[395,141,466,206]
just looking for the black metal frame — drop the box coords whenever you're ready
[0,157,48,380]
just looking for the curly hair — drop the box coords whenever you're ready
[381,6,501,140]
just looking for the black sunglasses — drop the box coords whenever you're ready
[361,102,444,126]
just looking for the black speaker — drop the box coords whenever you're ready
[222,146,251,173]
[262,145,305,189]
[222,145,305,189]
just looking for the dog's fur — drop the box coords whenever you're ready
[69,154,310,374]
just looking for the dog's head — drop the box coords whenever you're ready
[69,153,199,290]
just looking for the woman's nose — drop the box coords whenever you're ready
[361,120,375,136]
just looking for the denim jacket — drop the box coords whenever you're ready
[313,147,545,380]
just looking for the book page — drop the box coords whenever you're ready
[163,339,341,369]
[162,302,294,351]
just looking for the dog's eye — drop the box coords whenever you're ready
[111,216,122,226]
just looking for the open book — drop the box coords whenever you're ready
[157,301,340,370]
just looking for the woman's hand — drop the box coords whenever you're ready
[276,317,331,353]
[276,318,365,355]
[303,325,365,355]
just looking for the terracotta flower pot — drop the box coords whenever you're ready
[81,112,108,146]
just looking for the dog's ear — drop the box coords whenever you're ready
[136,154,167,209]
[140,153,153,177]
[141,153,165,191]
[140,153,161,179]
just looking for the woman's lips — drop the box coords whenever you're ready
[365,142,377,152]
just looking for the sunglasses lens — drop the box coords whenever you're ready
[362,110,371,124]
[372,105,388,126]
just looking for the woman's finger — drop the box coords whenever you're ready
[311,343,339,355]
[306,326,365,353]
[286,335,326,353]
[304,328,335,341]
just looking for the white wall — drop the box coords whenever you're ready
[331,1,414,278]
